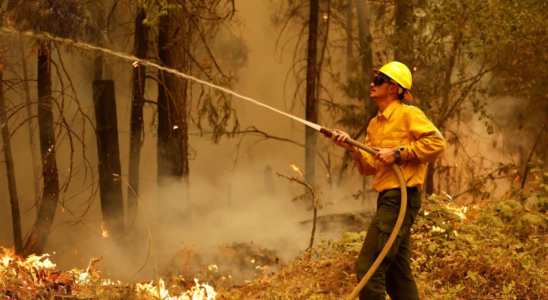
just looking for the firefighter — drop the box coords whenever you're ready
[328,61,446,300]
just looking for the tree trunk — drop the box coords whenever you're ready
[394,0,414,67]
[355,0,373,86]
[93,80,125,238]
[334,1,376,186]
[305,0,319,205]
[127,8,148,218]
[356,0,376,119]
[0,61,24,255]
[157,11,191,226]
[19,37,41,217]
[23,42,60,256]
[91,0,124,238]
[425,161,435,196]
[346,0,353,76]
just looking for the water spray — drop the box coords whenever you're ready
[0,26,407,299]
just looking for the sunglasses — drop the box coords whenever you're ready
[372,75,395,86]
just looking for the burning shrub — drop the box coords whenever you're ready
[0,248,217,299]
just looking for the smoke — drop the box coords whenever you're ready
[2,0,536,289]
[0,0,373,285]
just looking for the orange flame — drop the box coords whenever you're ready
[289,164,304,177]
[136,278,217,300]
[0,249,218,299]
[101,222,109,239]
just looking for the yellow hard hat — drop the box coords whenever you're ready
[373,61,413,101]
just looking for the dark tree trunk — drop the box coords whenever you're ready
[305,0,319,203]
[93,80,125,238]
[19,37,41,216]
[91,1,124,238]
[425,161,436,196]
[128,8,148,218]
[0,62,23,255]
[157,11,191,226]
[24,42,60,256]
[394,0,414,66]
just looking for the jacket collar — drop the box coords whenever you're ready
[378,100,402,120]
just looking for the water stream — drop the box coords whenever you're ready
[0,27,322,131]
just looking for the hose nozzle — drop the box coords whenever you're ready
[320,127,338,138]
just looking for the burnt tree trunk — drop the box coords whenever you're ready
[394,0,414,67]
[128,8,148,218]
[93,81,125,238]
[92,1,125,238]
[157,11,191,226]
[305,0,319,205]
[24,42,60,256]
[19,37,41,216]
[0,61,23,255]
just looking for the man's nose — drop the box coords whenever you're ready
[370,82,375,88]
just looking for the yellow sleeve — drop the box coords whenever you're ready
[400,107,446,163]
[349,125,377,176]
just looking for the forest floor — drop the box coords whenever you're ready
[221,188,548,300]
[2,184,548,299]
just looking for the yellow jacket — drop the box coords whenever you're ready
[349,100,445,192]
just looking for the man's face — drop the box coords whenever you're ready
[369,76,395,101]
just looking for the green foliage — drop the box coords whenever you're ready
[411,189,548,299]
[336,231,366,253]
[138,0,182,26]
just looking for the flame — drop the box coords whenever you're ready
[326,173,330,178]
[101,222,109,238]
[0,248,57,290]
[289,164,304,177]
[136,278,217,300]
[0,248,218,299]
[133,61,139,67]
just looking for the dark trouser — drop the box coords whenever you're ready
[355,187,422,300]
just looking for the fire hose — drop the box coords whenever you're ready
[320,127,407,300]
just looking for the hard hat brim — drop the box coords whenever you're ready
[404,90,413,101]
